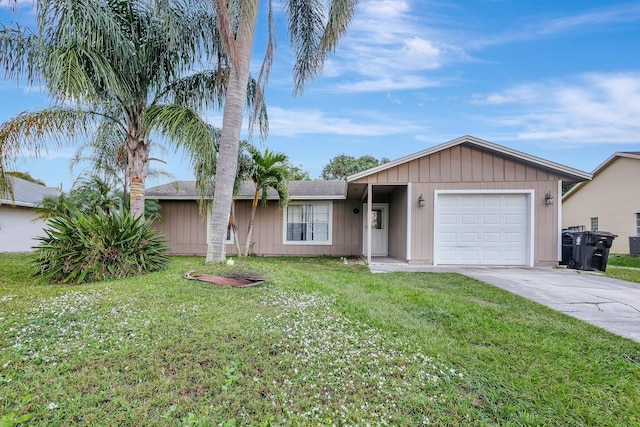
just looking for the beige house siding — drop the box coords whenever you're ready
[563,156,640,254]
[351,145,563,266]
[154,199,362,256]
[231,199,362,256]
[154,201,208,255]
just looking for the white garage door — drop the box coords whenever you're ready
[435,193,530,265]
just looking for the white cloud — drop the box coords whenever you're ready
[266,106,424,137]
[336,76,440,92]
[471,72,640,144]
[472,3,640,48]
[327,0,457,92]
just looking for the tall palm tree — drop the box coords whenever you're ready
[0,0,228,217]
[206,0,358,263]
[243,146,289,257]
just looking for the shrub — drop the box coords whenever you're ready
[33,208,168,284]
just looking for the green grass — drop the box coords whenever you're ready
[1,253,640,426]
[606,254,640,283]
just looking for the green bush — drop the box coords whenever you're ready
[33,208,168,284]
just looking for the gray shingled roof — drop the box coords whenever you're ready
[146,180,347,200]
[1,177,62,208]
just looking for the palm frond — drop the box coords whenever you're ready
[287,0,357,94]
[145,104,219,205]
[38,0,132,103]
[0,107,96,198]
[0,22,42,84]
[317,0,357,63]
[286,0,326,93]
[159,70,229,110]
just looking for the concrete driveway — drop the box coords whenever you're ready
[370,262,640,343]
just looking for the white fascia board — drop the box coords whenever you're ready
[347,135,592,183]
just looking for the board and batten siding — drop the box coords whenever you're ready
[154,199,362,256]
[230,199,362,256]
[351,144,563,266]
[153,201,208,255]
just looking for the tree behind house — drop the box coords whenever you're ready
[321,154,391,180]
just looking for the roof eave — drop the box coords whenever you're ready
[347,135,592,182]
[1,199,39,208]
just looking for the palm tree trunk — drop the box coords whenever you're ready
[244,189,259,257]
[127,134,149,219]
[206,1,259,263]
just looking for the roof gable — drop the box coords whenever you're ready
[0,177,61,208]
[347,135,591,183]
[563,151,640,201]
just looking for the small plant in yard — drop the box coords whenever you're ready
[32,207,168,284]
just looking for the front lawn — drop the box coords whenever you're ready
[606,254,640,283]
[1,253,639,426]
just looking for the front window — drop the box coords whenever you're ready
[590,217,599,231]
[636,213,640,236]
[284,202,332,245]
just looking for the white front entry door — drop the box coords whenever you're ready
[363,203,389,256]
[434,193,530,265]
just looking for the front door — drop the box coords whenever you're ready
[363,203,388,256]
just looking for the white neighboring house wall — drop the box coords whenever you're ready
[0,177,61,252]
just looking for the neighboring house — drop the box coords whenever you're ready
[147,135,591,266]
[562,152,640,254]
[0,177,61,252]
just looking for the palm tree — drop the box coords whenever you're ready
[206,0,358,263]
[243,146,289,257]
[0,0,228,217]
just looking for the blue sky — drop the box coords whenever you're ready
[1,0,639,190]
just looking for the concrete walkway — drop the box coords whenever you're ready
[370,262,640,343]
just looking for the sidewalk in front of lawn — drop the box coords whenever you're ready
[370,263,640,343]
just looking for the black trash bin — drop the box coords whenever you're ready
[569,231,617,272]
[560,231,574,266]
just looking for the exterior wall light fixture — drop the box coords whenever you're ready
[545,192,554,205]
[418,193,425,208]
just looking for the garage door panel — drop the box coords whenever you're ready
[505,214,525,225]
[440,214,457,225]
[482,196,500,207]
[439,232,457,243]
[482,232,500,243]
[481,250,501,262]
[461,214,479,225]
[460,250,480,261]
[460,232,479,243]
[505,232,525,243]
[482,214,500,225]
[462,197,480,207]
[435,193,530,266]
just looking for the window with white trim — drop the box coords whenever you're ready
[636,213,640,236]
[590,217,598,231]
[284,202,332,245]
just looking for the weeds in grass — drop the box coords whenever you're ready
[255,289,462,425]
[3,289,152,364]
[1,254,639,426]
